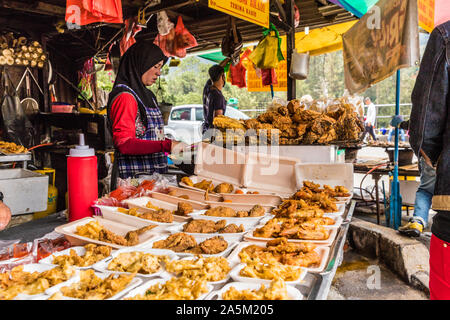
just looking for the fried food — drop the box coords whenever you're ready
[107,252,169,274]
[238,237,320,268]
[49,269,134,300]
[213,115,245,131]
[52,244,112,268]
[239,262,303,282]
[140,209,174,223]
[152,233,229,255]
[272,200,324,219]
[214,183,234,194]
[0,265,76,300]
[254,217,330,240]
[0,141,28,154]
[183,219,244,234]
[125,277,209,300]
[249,205,265,217]
[165,256,230,282]
[205,205,264,217]
[146,201,161,210]
[222,279,289,300]
[193,179,215,193]
[181,176,194,187]
[174,202,193,216]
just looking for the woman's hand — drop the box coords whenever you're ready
[171,140,189,155]
[0,201,11,231]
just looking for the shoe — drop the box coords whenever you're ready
[398,221,423,237]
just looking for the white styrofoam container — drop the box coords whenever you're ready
[38,246,116,269]
[9,264,79,300]
[166,223,246,242]
[221,193,283,206]
[257,214,344,229]
[166,186,222,202]
[149,191,209,210]
[232,144,337,164]
[124,196,193,223]
[229,263,307,286]
[121,277,213,300]
[92,247,178,278]
[179,175,241,195]
[243,227,338,246]
[226,241,330,273]
[0,169,48,215]
[206,281,303,300]
[95,205,179,228]
[295,163,354,194]
[54,216,159,249]
[45,271,143,300]
[189,210,269,228]
[141,235,238,258]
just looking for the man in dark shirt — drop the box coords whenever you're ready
[202,62,228,133]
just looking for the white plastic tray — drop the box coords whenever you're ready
[257,214,344,229]
[92,247,177,278]
[166,186,222,202]
[206,281,303,300]
[54,216,159,249]
[221,193,283,206]
[38,246,116,270]
[229,263,307,286]
[45,271,143,300]
[166,223,246,242]
[205,201,275,213]
[9,264,79,300]
[95,205,180,228]
[141,235,238,258]
[121,277,213,300]
[179,175,241,195]
[226,241,330,273]
[124,196,193,223]
[243,227,338,246]
[149,191,209,210]
[189,210,270,228]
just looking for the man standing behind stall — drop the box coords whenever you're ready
[202,62,228,134]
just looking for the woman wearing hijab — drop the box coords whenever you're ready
[107,41,174,189]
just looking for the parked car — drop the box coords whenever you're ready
[164,104,249,144]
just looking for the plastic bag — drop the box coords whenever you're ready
[261,68,278,86]
[157,11,174,36]
[221,18,243,66]
[229,49,252,88]
[248,23,284,69]
[154,16,197,58]
[65,0,123,26]
[119,17,142,56]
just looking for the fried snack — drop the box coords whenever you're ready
[194,179,215,192]
[222,279,289,300]
[153,233,197,252]
[272,200,324,219]
[254,217,330,240]
[140,209,174,223]
[181,176,194,187]
[165,256,230,282]
[197,236,228,254]
[253,219,281,238]
[174,202,193,216]
[50,269,134,300]
[183,219,244,234]
[213,115,246,131]
[219,223,244,233]
[0,265,76,300]
[239,262,303,282]
[107,252,168,274]
[125,276,209,300]
[323,184,351,197]
[205,206,236,217]
[52,244,112,268]
[146,201,161,210]
[249,205,265,217]
[214,183,234,194]
[0,141,28,154]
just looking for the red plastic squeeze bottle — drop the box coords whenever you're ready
[67,133,98,222]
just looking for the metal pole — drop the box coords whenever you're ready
[286,0,296,100]
[393,69,402,229]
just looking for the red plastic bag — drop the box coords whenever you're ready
[120,17,142,56]
[229,49,252,88]
[65,0,123,26]
[154,16,197,58]
[261,68,278,86]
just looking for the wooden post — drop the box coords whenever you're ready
[286,0,296,100]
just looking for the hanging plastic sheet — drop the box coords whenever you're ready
[65,0,123,26]
[154,16,198,58]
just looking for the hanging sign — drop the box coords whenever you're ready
[342,0,420,94]
[208,0,269,28]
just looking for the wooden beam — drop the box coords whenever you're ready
[0,0,66,16]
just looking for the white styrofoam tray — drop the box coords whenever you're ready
[149,191,209,210]
[189,210,271,228]
[54,216,159,250]
[95,205,180,228]
[38,246,116,269]
[44,271,143,300]
[92,247,178,278]
[206,281,303,300]
[9,264,79,300]
[121,277,213,300]
[205,201,275,213]
[166,223,246,242]
[226,241,330,273]
[220,193,283,206]
[140,235,238,258]
[166,185,222,202]
[243,226,339,246]
[229,263,307,286]
[257,214,344,229]
[179,175,242,195]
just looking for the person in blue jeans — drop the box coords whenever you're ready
[392,118,437,236]
[387,127,406,142]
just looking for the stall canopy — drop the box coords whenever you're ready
[328,0,378,18]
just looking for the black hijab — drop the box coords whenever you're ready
[107,41,168,128]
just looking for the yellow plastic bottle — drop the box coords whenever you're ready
[33,168,58,219]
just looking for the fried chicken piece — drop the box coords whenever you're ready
[296,123,308,138]
[199,236,228,254]
[257,111,279,123]
[243,118,262,130]
[181,176,194,187]
[253,219,281,238]
[214,183,234,194]
[214,220,227,231]
[140,209,174,223]
[249,205,265,217]
[287,99,303,114]
[277,106,289,116]
[185,246,204,254]
[303,181,321,192]
[183,219,217,233]
[98,229,128,246]
[152,233,197,252]
[266,237,316,253]
[205,206,236,217]
[124,225,157,246]
[296,226,329,240]
[236,210,249,217]
[272,116,293,131]
[219,223,244,233]
[194,180,214,192]
[280,251,321,267]
[292,109,321,123]
[175,202,193,216]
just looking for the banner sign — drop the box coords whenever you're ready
[246,52,287,92]
[208,0,269,28]
[342,0,420,94]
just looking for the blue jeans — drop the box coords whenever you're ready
[388,128,406,142]
[412,156,436,227]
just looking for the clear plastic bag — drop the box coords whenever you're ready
[157,11,174,36]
